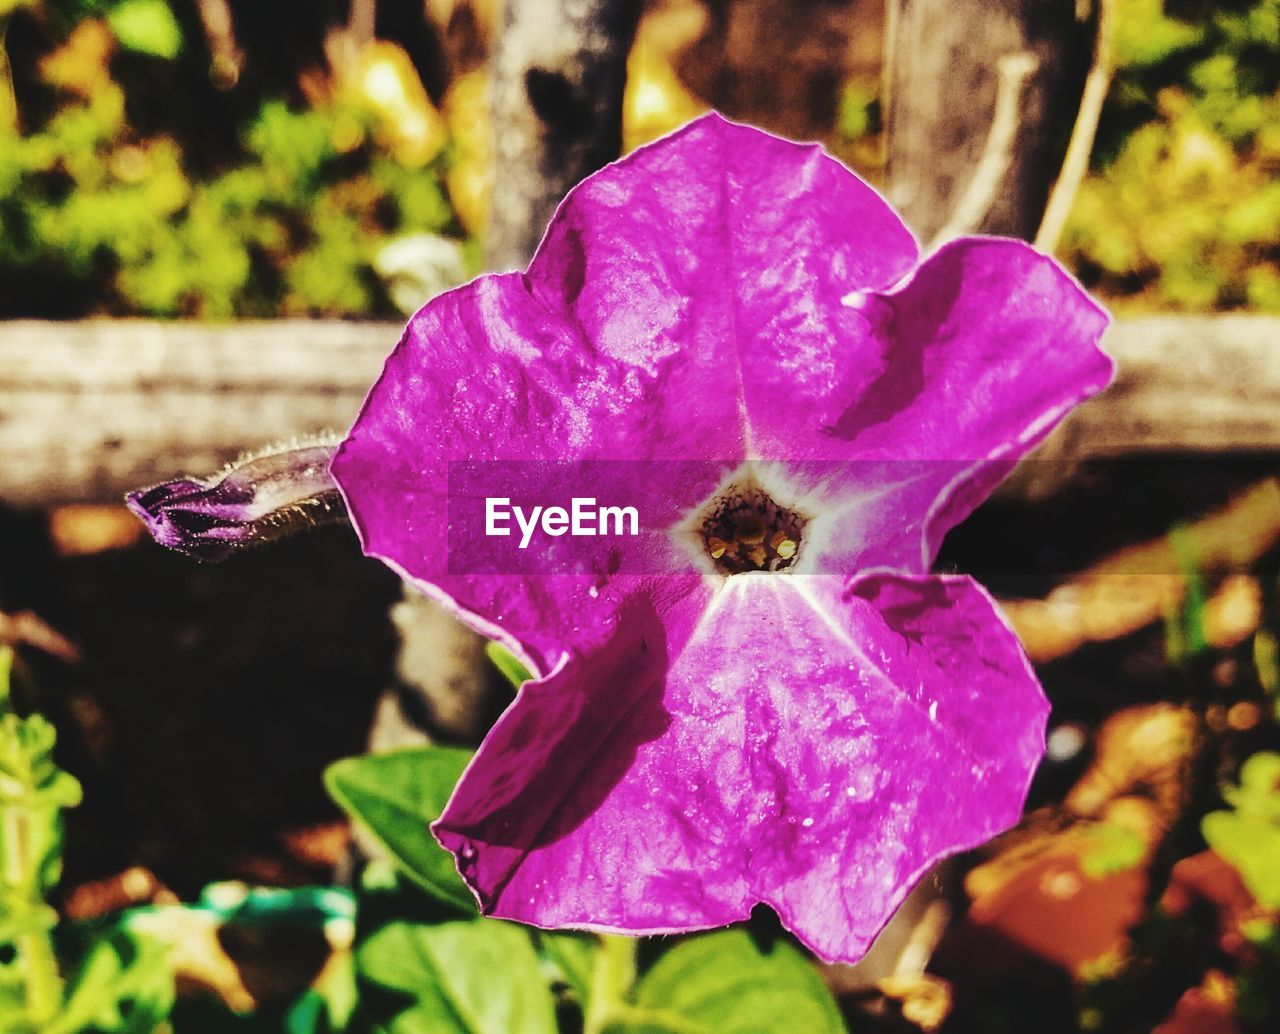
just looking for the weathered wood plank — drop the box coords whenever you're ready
[0,320,398,507]
[1,315,1278,506]
[1033,313,1280,455]
[1,319,399,390]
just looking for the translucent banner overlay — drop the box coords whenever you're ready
[441,459,1279,579]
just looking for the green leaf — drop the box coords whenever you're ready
[50,928,174,1034]
[0,998,28,1034]
[324,747,474,912]
[1165,525,1208,662]
[621,930,845,1034]
[0,646,12,709]
[1224,751,1280,821]
[285,951,356,1034]
[539,931,598,1006]
[356,919,557,1034]
[1203,810,1280,908]
[0,896,57,943]
[1203,752,1280,908]
[486,641,532,688]
[1081,822,1147,878]
[106,0,183,60]
[1112,0,1205,69]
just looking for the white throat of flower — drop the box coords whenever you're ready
[674,461,833,579]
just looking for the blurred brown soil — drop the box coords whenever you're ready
[0,510,399,898]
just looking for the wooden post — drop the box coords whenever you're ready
[380,0,641,746]
[877,0,1098,984]
[485,0,641,269]
[885,0,1094,244]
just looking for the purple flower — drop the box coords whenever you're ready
[331,113,1112,963]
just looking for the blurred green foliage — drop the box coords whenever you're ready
[1202,751,1280,909]
[325,746,477,913]
[0,648,174,1033]
[320,744,846,1034]
[319,655,847,1033]
[5,1,1280,317]
[0,2,465,318]
[103,0,180,60]
[1063,0,1280,311]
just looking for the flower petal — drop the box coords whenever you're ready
[333,113,920,666]
[529,112,919,463]
[810,237,1114,573]
[434,571,1046,963]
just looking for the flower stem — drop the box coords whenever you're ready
[2,795,64,1026]
[17,924,62,1026]
[582,933,638,1034]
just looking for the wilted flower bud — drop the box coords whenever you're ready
[126,441,346,561]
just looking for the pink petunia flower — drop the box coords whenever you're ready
[331,112,1113,963]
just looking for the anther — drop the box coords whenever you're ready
[697,482,807,576]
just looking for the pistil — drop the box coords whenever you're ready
[699,483,807,575]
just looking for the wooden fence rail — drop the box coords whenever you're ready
[1,314,1278,507]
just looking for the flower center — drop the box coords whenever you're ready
[699,483,807,575]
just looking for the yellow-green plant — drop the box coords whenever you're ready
[0,648,172,1033]
[1063,0,1280,311]
[0,4,465,318]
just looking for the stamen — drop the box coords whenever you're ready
[697,482,807,576]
